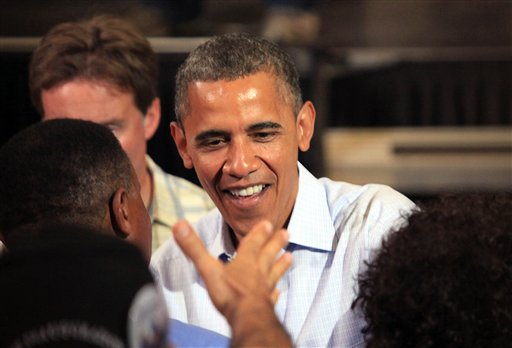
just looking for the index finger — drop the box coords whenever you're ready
[236,220,273,258]
[172,220,219,277]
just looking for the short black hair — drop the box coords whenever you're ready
[354,192,512,348]
[0,119,133,241]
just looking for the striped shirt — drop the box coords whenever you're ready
[147,156,215,252]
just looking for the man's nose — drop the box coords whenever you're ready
[223,140,259,178]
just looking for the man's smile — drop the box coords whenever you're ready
[226,184,269,197]
[176,70,310,239]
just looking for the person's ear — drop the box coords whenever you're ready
[171,121,194,169]
[109,188,131,239]
[296,101,316,152]
[143,98,161,141]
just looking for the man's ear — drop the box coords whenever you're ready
[170,121,194,169]
[143,98,161,141]
[296,101,316,152]
[110,188,131,239]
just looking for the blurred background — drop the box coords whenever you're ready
[1,0,511,202]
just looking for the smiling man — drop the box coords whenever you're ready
[173,71,313,243]
[150,33,415,347]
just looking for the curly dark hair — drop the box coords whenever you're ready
[0,119,133,241]
[29,15,158,116]
[174,32,302,126]
[354,192,512,348]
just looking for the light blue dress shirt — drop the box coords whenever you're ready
[151,162,415,347]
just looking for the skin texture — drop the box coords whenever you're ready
[41,80,161,208]
[109,167,152,262]
[172,219,293,347]
[172,72,315,242]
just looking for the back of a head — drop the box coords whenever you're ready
[355,192,512,347]
[0,223,168,347]
[0,119,133,244]
[29,15,158,116]
[174,32,302,125]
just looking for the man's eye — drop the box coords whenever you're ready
[202,138,226,148]
[253,132,277,141]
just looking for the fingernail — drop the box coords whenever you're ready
[263,220,273,234]
[174,223,189,239]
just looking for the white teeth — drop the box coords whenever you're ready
[230,184,264,197]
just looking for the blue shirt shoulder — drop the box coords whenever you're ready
[169,319,230,348]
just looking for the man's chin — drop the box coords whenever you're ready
[226,219,261,240]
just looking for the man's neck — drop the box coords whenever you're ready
[228,227,239,249]
[228,213,292,251]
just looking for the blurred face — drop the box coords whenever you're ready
[41,80,159,200]
[172,72,315,241]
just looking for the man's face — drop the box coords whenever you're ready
[172,72,315,240]
[41,80,159,194]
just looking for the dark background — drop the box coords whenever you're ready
[1,0,511,195]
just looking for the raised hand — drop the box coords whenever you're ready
[172,220,293,347]
[172,220,291,319]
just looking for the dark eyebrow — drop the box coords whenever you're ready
[247,122,282,132]
[195,130,229,143]
[194,122,282,143]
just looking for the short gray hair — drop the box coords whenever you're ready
[174,33,302,126]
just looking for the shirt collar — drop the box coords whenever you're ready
[286,162,336,252]
[201,213,237,260]
[146,155,176,228]
[218,162,335,253]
